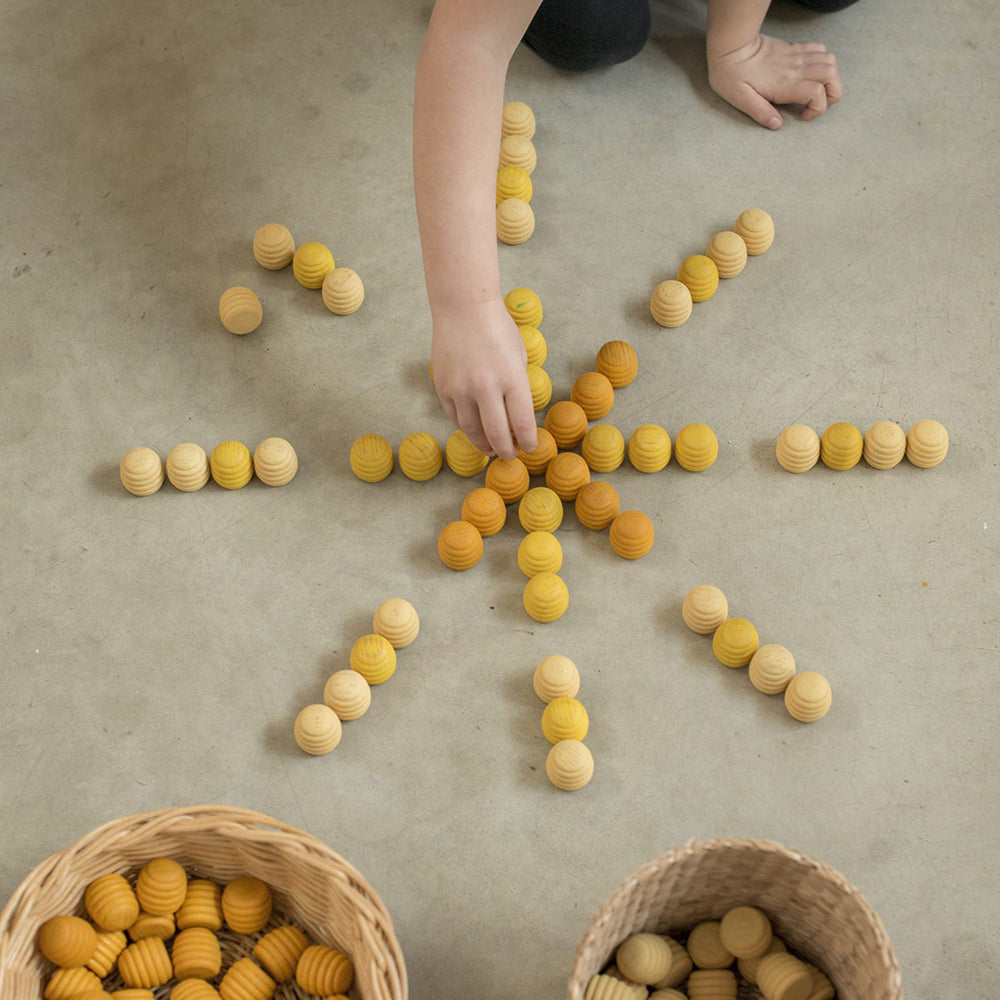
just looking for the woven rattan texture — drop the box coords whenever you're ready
[0,805,407,1000]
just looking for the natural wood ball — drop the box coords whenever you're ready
[398,432,443,482]
[38,915,98,968]
[533,654,580,702]
[254,925,310,982]
[520,325,547,366]
[350,633,397,684]
[719,906,773,959]
[210,440,253,490]
[503,287,542,328]
[775,424,820,473]
[323,668,372,721]
[657,938,694,988]
[820,422,863,470]
[222,877,272,934]
[136,857,187,916]
[118,936,172,988]
[863,420,906,469]
[120,446,164,496]
[676,254,719,303]
[674,423,718,472]
[616,933,674,986]
[574,481,620,531]
[485,456,530,503]
[517,427,558,475]
[571,371,615,420]
[221,956,277,1000]
[296,944,354,996]
[582,424,625,473]
[501,100,536,139]
[737,937,786,985]
[706,230,748,278]
[129,911,175,941]
[253,437,298,486]
[686,969,737,998]
[685,920,733,969]
[252,222,295,270]
[527,363,553,411]
[292,241,334,288]
[545,400,589,450]
[546,739,594,791]
[445,429,489,476]
[594,339,639,388]
[748,644,796,695]
[523,571,569,622]
[518,530,563,577]
[733,208,775,254]
[497,198,535,244]
[712,617,760,668]
[628,424,671,473]
[44,967,103,999]
[586,974,647,1000]
[541,695,589,743]
[784,670,832,723]
[321,266,365,315]
[372,597,419,648]
[650,279,693,328]
[496,165,532,204]
[166,442,210,492]
[218,286,263,335]
[86,928,128,976]
[171,926,222,980]
[755,952,813,1000]
[350,433,394,482]
[804,964,836,1000]
[609,510,654,560]
[906,418,949,468]
[85,874,140,932]
[438,519,485,570]
[294,703,343,755]
[499,134,537,174]
[461,486,507,536]
[545,451,590,501]
[518,486,564,533]
[176,880,223,932]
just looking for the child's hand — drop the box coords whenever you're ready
[431,299,538,461]
[707,33,842,129]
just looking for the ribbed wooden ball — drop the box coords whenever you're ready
[674,423,718,472]
[128,911,174,941]
[737,937,786,985]
[499,134,537,173]
[677,254,719,303]
[176,880,223,931]
[173,977,221,998]
[350,633,397,684]
[518,530,563,577]
[497,198,535,244]
[86,929,127,976]
[496,165,532,204]
[501,100,536,139]
[438,519,484,570]
[293,704,342,755]
[85,874,140,932]
[518,486,563,533]
[485,456,530,503]
[657,938,694,988]
[545,400,589,450]
[541,695,588,743]
[296,944,354,995]
[545,451,590,501]
[906,418,949,468]
[44,966,104,999]
[712,617,759,668]
[820,422,863,470]
[372,597,420,648]
[166,442,210,492]
[546,739,594,791]
[445,429,489,476]
[685,920,733,969]
[748,643,796,694]
[650,279,692,328]
[586,974,647,1000]
[686,968,737,999]
[118,936,172,988]
[755,952,812,1000]
[503,287,543,327]
[461,486,507,536]
[681,585,729,634]
[527,364,552,411]
[350,433,394,482]
[321,266,365,315]
[575,481,620,531]
[292,241,334,288]
[609,510,654,560]
[719,906,772,959]
[533,654,580,702]
[254,925,310,982]
[252,222,294,270]
[218,286,263,335]
[523,571,569,622]
[615,933,674,986]
[323,669,372,721]
[520,325,547,366]
[517,427,558,475]
[863,420,906,469]
[784,670,832,722]
[222,878,272,934]
[120,447,164,497]
[220,957,276,1000]
[775,424,820,473]
[803,964,836,1000]
[706,230,748,278]
[595,340,638,388]
[136,858,187,916]
[38,915,98,968]
[734,208,775,255]
[628,424,671,473]
[571,371,615,420]
[398,432,443,481]
[171,926,222,980]
[252,437,298,486]
[582,424,625,473]
[209,440,253,490]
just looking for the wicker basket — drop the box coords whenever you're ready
[0,805,407,1000]
[568,838,901,1000]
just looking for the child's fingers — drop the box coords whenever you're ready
[733,83,783,129]
[805,58,843,104]
[506,385,538,455]
[479,395,518,461]
[455,399,495,457]
[780,78,829,119]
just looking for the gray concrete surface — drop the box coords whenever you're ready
[1,0,998,996]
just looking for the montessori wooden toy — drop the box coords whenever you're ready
[820,422,863,470]
[120,447,164,496]
[706,230,748,278]
[222,877,272,934]
[571,371,615,420]
[775,424,820,473]
[582,424,625,473]
[445,429,490,476]
[805,964,836,1000]
[733,208,774,254]
[176,880,223,931]
[521,324,547,366]
[438,519,485,570]
[518,531,563,577]
[502,100,536,139]
[292,241,334,288]
[118,936,172,988]
[719,906,772,958]
[218,286,262,335]
[533,654,580,702]
[136,858,187,916]
[755,952,813,1000]
[682,585,729,634]
[496,165,532,204]
[737,938,786,984]
[322,267,365,314]
[210,440,253,489]
[677,254,719,302]
[504,287,542,327]
[628,424,671,473]
[542,695,588,743]
[712,617,759,668]
[686,921,732,969]
[585,974,646,1000]
[220,956,276,1000]
[609,510,654,560]
[784,671,832,723]
[674,423,718,472]
[350,633,397,684]
[523,571,569,622]
[485,456,530,503]
[546,739,594,791]
[350,433,394,482]
[171,926,222,980]
[323,669,372,721]
[575,481,620,531]
[595,340,638,388]
[254,925,310,982]
[45,966,103,997]
[252,437,298,486]
[527,363,553,410]
[38,915,97,968]
[499,133,537,173]
[748,644,796,695]
[517,427,558,475]
[372,597,419,648]
[649,279,692,328]
[294,703,343,755]
[252,222,295,269]
[296,944,354,995]
[86,875,141,932]
[398,432,443,481]
[686,969,737,998]
[87,928,128,975]
[660,939,694,987]
[129,911,174,940]
[497,198,535,244]
[615,933,673,985]
[518,486,564,533]
[546,451,591,501]
[545,400,589,449]
[461,486,507,536]
[166,442,210,491]
[906,418,949,467]
[862,420,906,469]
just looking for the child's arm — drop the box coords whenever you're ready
[705,0,843,129]
[413,0,541,460]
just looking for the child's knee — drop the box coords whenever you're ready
[524,1,650,72]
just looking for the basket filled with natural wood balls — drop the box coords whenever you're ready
[567,839,901,1000]
[0,805,407,1000]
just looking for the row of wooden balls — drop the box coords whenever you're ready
[217,222,366,335]
[682,585,832,723]
[119,438,298,496]
[533,654,595,791]
[649,208,775,328]
[776,418,949,473]
[496,101,538,244]
[293,598,420,755]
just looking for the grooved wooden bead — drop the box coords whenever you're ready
[166,442,210,492]
[220,957,276,1000]
[518,486,564,533]
[571,371,615,420]
[574,481,620,531]
[674,423,718,472]
[784,670,832,722]
[734,208,775,255]
[755,952,813,1000]
[595,340,638,388]
[533,654,580,702]
[120,447,164,497]
[649,991,687,1000]
[655,938,693,988]
[254,925,311,982]
[719,906,772,959]
[485,456,530,503]
[128,912,174,940]
[210,440,253,490]
[650,279,692,328]
[445,429,489,476]
[517,427,558,475]
[712,617,759,668]
[350,633,397,684]
[173,981,222,999]
[677,254,719,302]
[171,926,222,979]
[438,519,484,570]
[527,364,553,410]
[520,325,547,366]
[546,739,594,790]
[523,571,569,622]
[682,585,729,634]
[582,424,625,473]
[294,704,342,755]
[518,531,563,577]
[609,510,654,560]
[118,936,173,988]
[43,966,103,1000]
[628,424,671,473]
[585,974,646,1000]
[501,100,536,139]
[222,878,271,934]
[85,874,140,932]
[686,921,732,969]
[253,437,298,486]
[136,858,187,916]
[321,267,364,314]
[737,936,786,984]
[350,433,394,482]
[545,452,590,501]
[541,696,588,743]
[60,989,112,1000]
[863,420,906,469]
[803,963,836,1000]
[776,424,820,473]
[38,916,97,968]
[372,598,419,648]
[398,432,443,482]
[175,880,223,931]
[461,487,507,536]
[496,165,532,204]
[906,418,949,468]
[497,198,535,244]
[323,669,372,721]
[219,286,262,335]
[499,134,537,174]
[748,644,796,694]
[615,933,674,985]
[686,968,737,998]
[252,223,295,270]
[545,400,588,449]
[503,287,542,327]
[86,929,127,976]
[110,989,156,999]
[820,422,863,470]
[295,944,354,996]
[706,230,748,278]
[292,242,334,288]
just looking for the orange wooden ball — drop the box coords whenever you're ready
[544,400,589,450]
[609,510,654,559]
[438,520,484,570]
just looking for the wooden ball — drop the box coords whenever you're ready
[595,340,638,388]
[737,937,786,985]
[293,704,342,755]
[656,938,693,988]
[129,908,174,939]
[533,654,580,702]
[677,254,719,303]
[516,427,557,475]
[44,967,104,999]
[748,644,796,694]
[682,585,728,634]
[136,857,187,915]
[582,424,625,473]
[586,974,647,1000]
[445,429,490,476]
[118,936,172,988]
[171,926,222,980]
[609,510,654,560]
[775,424,820,473]
[220,956,276,1000]
[219,286,263,335]
[484,456,530,503]
[222,877,272,935]
[120,447,164,496]
[820,422,863,470]
[171,981,220,1000]
[574,481,620,531]
[755,952,813,1000]
[863,420,906,469]
[501,100,536,139]
[175,880,223,932]
[321,266,365,314]
[650,279,692,328]
[38,915,98,968]
[719,906,772,959]
[85,929,128,976]
[85,874,140,932]
[803,963,836,1000]
[546,739,594,791]
[712,617,759,668]
[706,230,748,278]
[518,486,564,533]
[461,486,507,536]
[438,519,484,570]
[503,287,543,327]
[166,442,210,492]
[350,433,394,482]
[323,668,372,721]
[296,944,354,996]
[254,925,311,982]
[784,671,832,722]
[497,198,535,244]
[906,418,949,468]
[210,440,253,489]
[527,363,553,411]
[292,241,334,288]
[518,531,563,577]
[674,423,718,472]
[499,134,537,174]
[253,437,298,486]
[398,432,443,481]
[571,371,615,420]
[541,695,588,743]
[616,933,674,986]
[685,920,732,969]
[496,165,532,204]
[253,223,294,269]
[544,400,589,450]
[372,597,419,648]
[523,571,569,622]
[545,451,590,501]
[685,969,737,998]
[628,424,671,473]
[733,208,775,254]
[350,633,397,684]
[520,325,547,366]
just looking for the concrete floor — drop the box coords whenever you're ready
[1,0,998,996]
